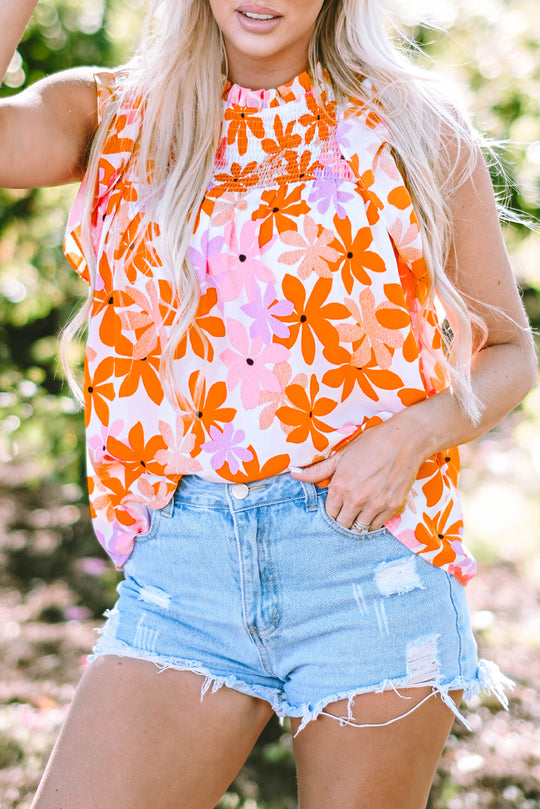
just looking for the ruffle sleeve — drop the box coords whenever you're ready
[63,68,139,283]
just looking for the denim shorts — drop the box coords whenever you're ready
[91,472,512,732]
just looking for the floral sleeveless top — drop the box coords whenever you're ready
[64,68,476,584]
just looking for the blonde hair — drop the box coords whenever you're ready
[67,0,493,421]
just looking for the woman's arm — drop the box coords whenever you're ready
[0,0,98,188]
[291,150,537,530]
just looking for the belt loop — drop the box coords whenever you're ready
[161,496,175,518]
[301,480,318,512]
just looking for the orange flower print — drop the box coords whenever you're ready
[328,214,386,292]
[261,116,301,157]
[278,149,323,184]
[114,334,164,405]
[157,280,177,328]
[92,254,123,347]
[113,214,161,284]
[212,161,260,194]
[106,421,167,488]
[224,105,264,156]
[91,479,124,521]
[216,445,290,482]
[414,502,462,567]
[298,93,336,143]
[417,457,445,508]
[182,371,237,450]
[398,387,427,407]
[276,374,337,452]
[174,287,226,362]
[322,341,403,402]
[278,215,340,279]
[251,184,310,247]
[274,275,349,364]
[84,356,115,428]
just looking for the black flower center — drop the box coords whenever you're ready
[246,358,254,366]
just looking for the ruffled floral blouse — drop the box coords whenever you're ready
[64,68,476,584]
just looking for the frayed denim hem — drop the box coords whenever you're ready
[90,625,513,738]
[283,658,515,736]
[89,632,284,714]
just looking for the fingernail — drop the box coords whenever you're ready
[288,466,304,474]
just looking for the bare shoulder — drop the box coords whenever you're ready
[0,66,100,188]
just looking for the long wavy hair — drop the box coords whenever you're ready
[66,0,494,421]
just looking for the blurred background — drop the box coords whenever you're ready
[0,0,539,806]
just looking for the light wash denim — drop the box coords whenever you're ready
[91,472,512,732]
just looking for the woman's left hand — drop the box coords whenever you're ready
[290,415,426,532]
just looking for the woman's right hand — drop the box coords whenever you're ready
[0,0,98,190]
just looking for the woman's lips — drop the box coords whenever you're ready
[235,8,283,33]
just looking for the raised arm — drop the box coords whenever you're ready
[0,0,98,188]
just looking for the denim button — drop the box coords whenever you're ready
[231,483,249,500]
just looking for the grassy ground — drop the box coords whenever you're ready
[0,404,539,809]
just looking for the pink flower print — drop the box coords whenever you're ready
[88,420,124,467]
[388,216,423,264]
[154,417,203,475]
[211,194,248,228]
[448,555,476,585]
[258,362,307,432]
[241,283,294,342]
[189,230,226,290]
[308,174,355,219]
[210,219,275,302]
[278,216,340,280]
[219,318,289,409]
[368,139,401,180]
[117,280,168,359]
[338,290,405,371]
[136,477,179,507]
[202,423,253,474]
[387,525,425,553]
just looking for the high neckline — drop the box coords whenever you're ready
[223,70,313,109]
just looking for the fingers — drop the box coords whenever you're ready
[289,457,336,483]
[325,487,407,532]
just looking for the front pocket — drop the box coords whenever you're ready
[316,496,388,541]
[134,506,162,543]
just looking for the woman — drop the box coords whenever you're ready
[1,1,536,807]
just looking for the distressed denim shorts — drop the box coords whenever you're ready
[91,472,512,732]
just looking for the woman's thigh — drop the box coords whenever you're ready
[292,687,463,809]
[31,655,273,809]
